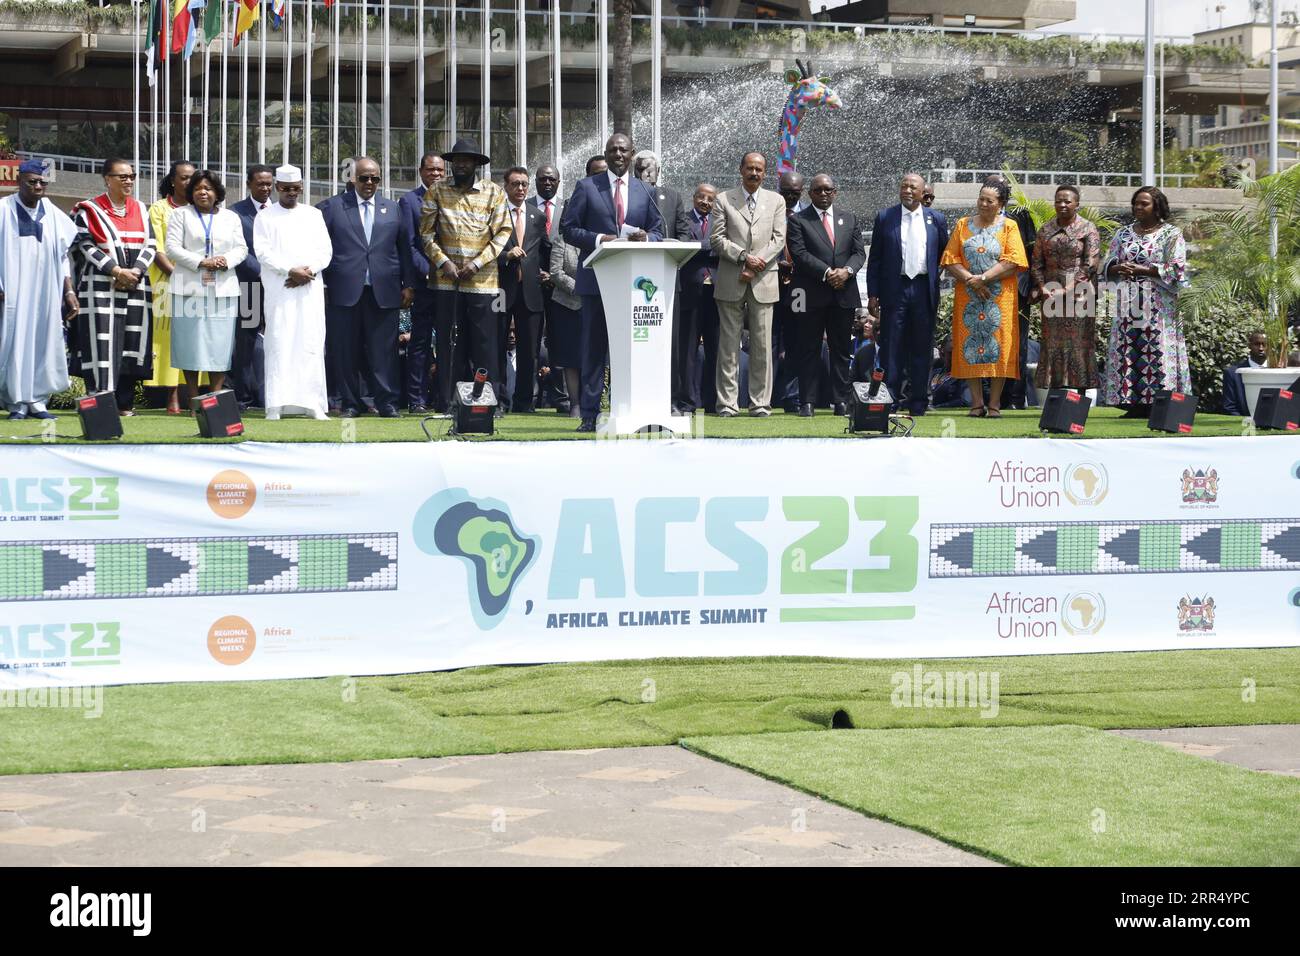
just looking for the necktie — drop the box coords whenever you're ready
[544,200,553,234]
[259,203,266,211]
[613,178,624,230]
[362,199,373,243]
[823,210,835,245]
[747,192,756,216]
[513,206,525,280]
[906,211,921,280]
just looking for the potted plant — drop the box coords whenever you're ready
[1183,163,1300,414]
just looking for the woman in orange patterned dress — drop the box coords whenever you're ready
[940,180,1028,417]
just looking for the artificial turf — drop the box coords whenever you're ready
[2,648,1296,776]
[683,725,1300,866]
[0,405,1280,444]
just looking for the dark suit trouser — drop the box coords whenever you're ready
[675,285,704,411]
[879,274,935,413]
[227,280,264,408]
[437,290,498,398]
[579,294,611,418]
[773,290,801,410]
[508,299,543,411]
[797,304,853,407]
[406,286,436,408]
[696,285,720,413]
[327,286,400,414]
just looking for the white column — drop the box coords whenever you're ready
[258,1,267,164]
[481,0,490,175]
[448,0,458,142]
[304,0,312,198]
[597,0,608,144]
[133,0,140,177]
[240,16,248,197]
[382,0,391,193]
[330,0,339,194]
[360,0,369,155]
[1141,0,1154,184]
[220,1,229,180]
[416,0,425,165]
[516,0,526,168]
[551,0,560,166]
[283,0,291,165]
[651,0,661,157]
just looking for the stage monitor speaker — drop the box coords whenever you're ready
[77,391,123,440]
[1147,389,1197,434]
[192,389,245,438]
[450,369,496,436]
[847,372,892,435]
[1038,388,1091,434]
[1253,386,1300,431]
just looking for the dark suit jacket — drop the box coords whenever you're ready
[318,191,413,309]
[680,206,718,291]
[228,197,265,284]
[499,202,546,313]
[865,204,948,311]
[650,184,689,241]
[788,205,867,311]
[560,173,665,296]
[1222,358,1251,416]
[530,194,561,267]
[399,185,431,281]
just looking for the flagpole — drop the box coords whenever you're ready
[551,0,560,169]
[183,45,191,159]
[240,10,248,197]
[515,0,525,168]
[259,0,267,163]
[651,0,661,157]
[151,14,159,198]
[220,0,229,181]
[164,3,171,176]
[481,0,489,178]
[382,0,390,189]
[133,0,141,177]
[597,0,607,145]
[360,0,369,156]
[283,0,291,165]
[304,0,313,200]
[202,37,211,166]
[448,0,457,143]
[415,0,424,167]
[330,0,339,194]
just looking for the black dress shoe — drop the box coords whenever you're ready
[340,408,359,419]
[408,404,428,414]
[379,407,400,418]
[798,403,813,418]
[832,402,847,416]
[576,417,596,433]
[555,402,571,415]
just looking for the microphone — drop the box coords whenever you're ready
[471,368,488,400]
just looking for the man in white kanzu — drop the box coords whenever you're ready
[0,159,79,420]
[253,164,333,420]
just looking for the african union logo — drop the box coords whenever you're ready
[1061,591,1106,636]
[1181,467,1219,504]
[1177,594,1216,632]
[633,276,658,303]
[412,489,539,630]
[1289,587,1300,609]
[1063,461,1108,506]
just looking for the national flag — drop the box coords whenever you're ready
[145,0,166,85]
[270,0,285,29]
[202,0,222,45]
[233,0,259,46]
[171,0,194,57]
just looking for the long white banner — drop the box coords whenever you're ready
[1,437,1297,688]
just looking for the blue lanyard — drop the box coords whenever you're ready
[198,210,215,257]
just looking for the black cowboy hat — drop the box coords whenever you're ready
[442,137,491,166]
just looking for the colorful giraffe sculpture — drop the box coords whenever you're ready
[777,59,842,174]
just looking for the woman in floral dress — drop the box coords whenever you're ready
[940,179,1029,417]
[1031,184,1101,391]
[1101,186,1190,414]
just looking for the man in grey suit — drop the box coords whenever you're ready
[709,151,786,416]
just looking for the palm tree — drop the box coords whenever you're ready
[1003,169,1121,239]
[1182,164,1300,367]
[612,0,633,137]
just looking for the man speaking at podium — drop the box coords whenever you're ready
[560,133,664,433]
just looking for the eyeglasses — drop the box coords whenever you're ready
[356,175,381,184]
[108,173,137,181]
[23,178,48,187]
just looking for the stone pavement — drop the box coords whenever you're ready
[0,745,993,867]
[1110,724,1300,777]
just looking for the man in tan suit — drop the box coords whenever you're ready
[709,151,787,416]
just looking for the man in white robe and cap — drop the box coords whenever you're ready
[0,159,79,420]
[253,164,333,420]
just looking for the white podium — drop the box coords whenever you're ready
[585,240,702,436]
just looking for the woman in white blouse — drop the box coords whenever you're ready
[165,170,247,397]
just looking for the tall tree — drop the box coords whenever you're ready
[612,0,633,137]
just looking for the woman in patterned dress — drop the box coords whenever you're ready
[1101,186,1190,415]
[71,158,156,415]
[1031,184,1101,391]
[940,180,1028,417]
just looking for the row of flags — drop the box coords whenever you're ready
[146,0,329,83]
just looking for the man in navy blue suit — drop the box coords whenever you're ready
[319,156,414,418]
[677,182,719,413]
[788,173,866,417]
[866,172,948,415]
[398,152,444,412]
[226,164,275,409]
[1222,329,1269,416]
[559,132,665,432]
[499,166,547,412]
